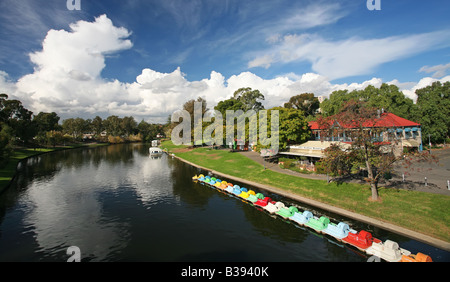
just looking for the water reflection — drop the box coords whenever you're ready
[0,144,448,262]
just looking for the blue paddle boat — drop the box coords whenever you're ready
[290,210,313,225]
[323,222,351,240]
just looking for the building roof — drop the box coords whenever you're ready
[309,112,420,130]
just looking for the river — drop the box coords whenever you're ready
[0,143,448,262]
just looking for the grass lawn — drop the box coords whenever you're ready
[162,140,450,243]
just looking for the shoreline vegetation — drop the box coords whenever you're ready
[0,142,109,193]
[160,140,450,249]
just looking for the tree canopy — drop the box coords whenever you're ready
[414,81,450,144]
[283,93,320,118]
[320,83,416,121]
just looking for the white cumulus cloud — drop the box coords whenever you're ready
[248,30,450,80]
[1,14,449,124]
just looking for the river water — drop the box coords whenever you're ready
[0,143,448,262]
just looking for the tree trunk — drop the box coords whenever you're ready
[365,146,379,201]
[370,181,379,200]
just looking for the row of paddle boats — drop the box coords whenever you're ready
[192,174,433,262]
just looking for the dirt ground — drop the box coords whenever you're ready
[242,147,450,196]
[388,147,450,195]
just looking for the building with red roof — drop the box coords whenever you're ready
[308,112,423,153]
[279,112,423,165]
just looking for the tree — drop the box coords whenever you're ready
[317,100,398,201]
[214,98,244,119]
[138,120,160,143]
[0,123,13,168]
[0,93,35,144]
[284,93,320,117]
[319,84,417,121]
[33,112,61,133]
[91,116,104,136]
[121,116,138,136]
[319,90,355,117]
[62,117,89,139]
[414,81,450,144]
[103,115,124,137]
[177,97,208,143]
[264,107,311,150]
[232,87,265,111]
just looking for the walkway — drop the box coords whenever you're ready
[238,151,327,180]
[239,149,450,196]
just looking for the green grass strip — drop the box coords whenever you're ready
[162,140,450,243]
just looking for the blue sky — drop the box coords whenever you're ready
[0,0,449,122]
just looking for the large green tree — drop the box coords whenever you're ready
[232,87,265,111]
[0,93,35,144]
[284,93,320,118]
[414,81,450,144]
[265,107,311,150]
[33,112,61,133]
[320,84,416,121]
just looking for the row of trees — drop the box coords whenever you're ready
[168,88,312,151]
[0,93,165,167]
[168,81,449,152]
[319,82,450,144]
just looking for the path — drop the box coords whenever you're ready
[238,149,450,196]
[238,151,327,180]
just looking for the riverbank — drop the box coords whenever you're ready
[0,143,109,194]
[161,141,450,251]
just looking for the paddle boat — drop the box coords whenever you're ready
[240,189,255,200]
[276,206,298,219]
[305,216,330,232]
[192,175,199,181]
[342,230,381,251]
[239,190,250,199]
[232,186,245,196]
[224,184,234,194]
[247,193,264,204]
[290,210,313,225]
[366,239,411,262]
[254,197,272,207]
[401,252,432,262]
[264,201,285,214]
[219,182,228,189]
[323,222,351,240]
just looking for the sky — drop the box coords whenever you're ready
[0,0,450,123]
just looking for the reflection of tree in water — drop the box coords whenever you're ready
[0,145,136,224]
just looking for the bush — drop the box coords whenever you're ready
[108,135,125,144]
